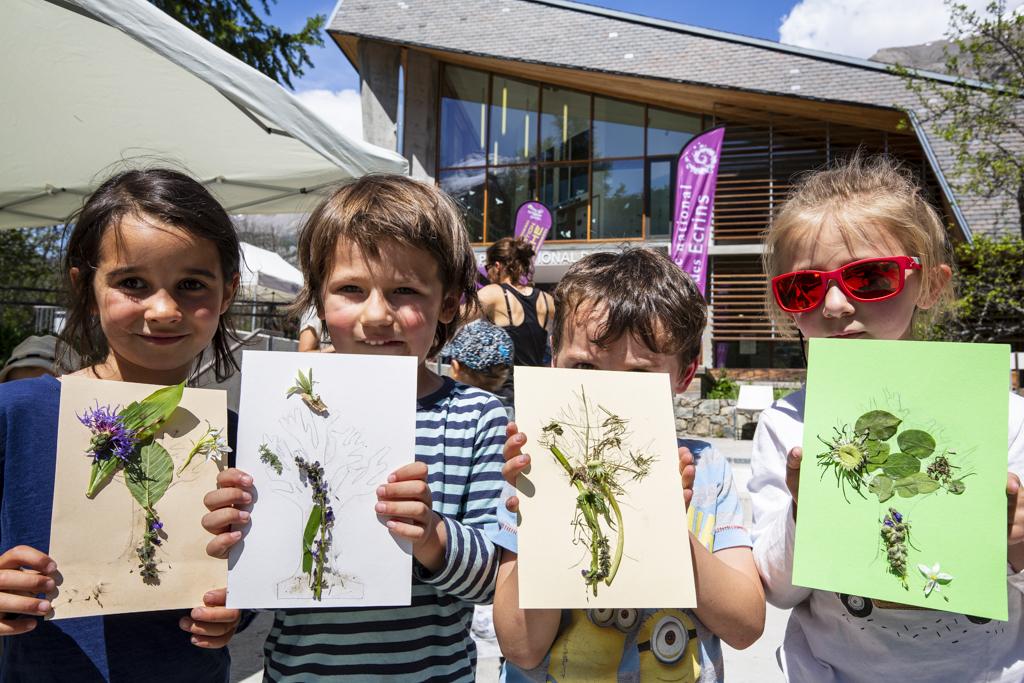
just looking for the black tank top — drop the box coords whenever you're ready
[500,284,548,367]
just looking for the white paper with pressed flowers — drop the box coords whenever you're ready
[48,377,230,619]
[227,351,415,609]
[514,367,696,608]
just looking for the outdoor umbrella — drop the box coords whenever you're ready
[238,242,303,302]
[0,0,407,229]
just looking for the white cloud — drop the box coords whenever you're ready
[293,88,363,140]
[778,0,1024,58]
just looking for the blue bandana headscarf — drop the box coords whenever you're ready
[443,320,514,370]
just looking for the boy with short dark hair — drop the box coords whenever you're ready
[494,247,765,681]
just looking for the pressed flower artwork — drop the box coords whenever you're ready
[228,351,416,609]
[49,377,229,619]
[792,339,1010,621]
[514,367,695,609]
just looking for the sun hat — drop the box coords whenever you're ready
[443,320,514,371]
[0,335,58,382]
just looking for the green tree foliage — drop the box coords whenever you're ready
[927,235,1024,342]
[149,0,325,89]
[894,2,1024,236]
[0,227,64,363]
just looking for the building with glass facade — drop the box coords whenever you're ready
[327,0,1015,373]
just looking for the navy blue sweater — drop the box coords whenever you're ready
[0,375,234,682]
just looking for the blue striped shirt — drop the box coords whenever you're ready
[262,377,507,681]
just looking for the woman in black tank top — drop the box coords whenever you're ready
[476,238,556,399]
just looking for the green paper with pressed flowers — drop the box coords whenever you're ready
[792,338,1010,621]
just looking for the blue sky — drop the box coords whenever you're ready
[269,0,801,92]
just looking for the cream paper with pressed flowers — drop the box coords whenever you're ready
[514,366,696,609]
[48,377,228,619]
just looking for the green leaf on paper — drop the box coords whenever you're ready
[120,382,185,441]
[86,455,124,498]
[897,429,936,459]
[894,472,941,498]
[301,505,322,574]
[869,474,895,502]
[947,479,967,494]
[125,442,174,510]
[855,410,902,441]
[883,453,921,479]
[865,439,891,472]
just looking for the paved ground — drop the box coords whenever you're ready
[229,436,790,682]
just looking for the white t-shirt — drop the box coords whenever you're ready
[299,308,322,337]
[749,388,1024,682]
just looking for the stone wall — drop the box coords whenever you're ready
[674,395,761,440]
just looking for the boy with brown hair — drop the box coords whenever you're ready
[494,247,764,681]
[202,175,507,681]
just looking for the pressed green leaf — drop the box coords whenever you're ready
[86,456,123,498]
[855,411,902,441]
[897,430,936,459]
[869,475,894,503]
[866,439,891,464]
[125,442,174,509]
[894,472,941,498]
[121,382,184,441]
[883,453,921,479]
[948,479,967,494]
[301,506,322,573]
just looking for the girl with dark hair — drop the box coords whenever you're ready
[478,237,555,377]
[0,168,243,681]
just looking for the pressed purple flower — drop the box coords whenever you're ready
[79,405,137,463]
[150,520,163,532]
[325,507,335,524]
[891,510,903,523]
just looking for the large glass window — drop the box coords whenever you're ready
[539,87,590,162]
[591,160,643,239]
[593,97,644,159]
[439,66,488,168]
[647,108,702,157]
[439,169,485,242]
[541,165,589,241]
[647,159,674,238]
[436,64,708,244]
[487,166,537,242]
[490,77,538,165]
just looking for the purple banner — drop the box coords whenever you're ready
[513,201,552,252]
[670,126,725,297]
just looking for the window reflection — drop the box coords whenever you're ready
[488,166,537,242]
[593,97,644,159]
[439,169,485,242]
[592,160,644,239]
[490,77,538,165]
[440,66,488,168]
[540,165,589,241]
[539,87,590,163]
[647,159,674,238]
[647,108,702,157]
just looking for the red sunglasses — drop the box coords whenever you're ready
[772,256,922,313]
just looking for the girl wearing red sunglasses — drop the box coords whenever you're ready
[747,155,1024,682]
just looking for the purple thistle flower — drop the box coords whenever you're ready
[79,405,138,463]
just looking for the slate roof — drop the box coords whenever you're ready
[330,0,1022,237]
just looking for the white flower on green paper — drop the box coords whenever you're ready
[918,563,954,597]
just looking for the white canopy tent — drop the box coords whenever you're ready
[0,0,407,229]
[238,242,303,302]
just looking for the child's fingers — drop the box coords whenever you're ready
[0,592,50,618]
[377,480,431,504]
[785,447,802,505]
[384,519,429,542]
[501,452,530,487]
[375,500,431,521]
[0,615,38,636]
[678,446,696,508]
[387,461,428,483]
[0,570,55,595]
[201,508,250,535]
[202,587,228,607]
[203,486,252,513]
[503,429,527,463]
[0,546,56,574]
[205,531,243,560]
[504,494,520,514]
[216,468,253,489]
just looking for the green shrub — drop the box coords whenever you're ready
[707,375,739,400]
